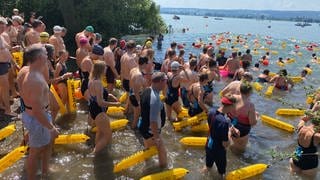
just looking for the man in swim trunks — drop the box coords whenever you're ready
[49,25,66,60]
[0,17,15,116]
[20,44,59,179]
[222,52,240,79]
[103,38,120,92]
[120,40,138,93]
[201,96,236,178]
[129,56,149,129]
[24,19,45,47]
[138,72,168,168]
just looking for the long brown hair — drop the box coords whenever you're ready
[90,60,105,80]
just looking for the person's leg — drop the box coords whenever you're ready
[230,135,249,153]
[132,106,140,129]
[289,158,301,173]
[57,83,68,111]
[26,147,42,180]
[215,150,227,177]
[93,113,111,153]
[41,143,53,177]
[157,138,167,168]
[165,103,173,121]
[172,101,181,118]
[8,67,18,98]
[0,74,11,115]
[49,91,59,122]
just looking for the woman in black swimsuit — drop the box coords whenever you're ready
[290,102,320,178]
[88,61,120,154]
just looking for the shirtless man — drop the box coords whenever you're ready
[179,58,199,108]
[269,69,294,91]
[220,72,253,96]
[0,18,14,115]
[75,25,95,48]
[76,37,89,79]
[120,40,138,93]
[24,19,45,47]
[198,47,214,71]
[161,49,176,74]
[20,44,59,179]
[129,56,149,128]
[103,38,120,92]
[49,25,66,59]
[223,52,240,79]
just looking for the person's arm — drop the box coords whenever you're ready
[95,82,120,107]
[248,103,257,126]
[222,59,230,70]
[149,93,161,141]
[54,63,62,79]
[198,87,208,113]
[269,75,277,83]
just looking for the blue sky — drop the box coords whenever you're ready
[153,0,320,11]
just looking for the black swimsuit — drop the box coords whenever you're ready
[89,86,109,120]
[293,128,318,170]
[57,62,68,85]
[165,74,180,106]
[81,71,90,95]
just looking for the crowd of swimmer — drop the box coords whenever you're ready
[1,8,320,179]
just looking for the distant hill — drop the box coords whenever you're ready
[160,8,320,23]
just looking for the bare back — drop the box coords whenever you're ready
[120,52,137,80]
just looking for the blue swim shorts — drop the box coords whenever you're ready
[22,112,52,148]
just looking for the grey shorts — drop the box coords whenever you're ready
[22,112,52,148]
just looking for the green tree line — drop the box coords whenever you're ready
[1,0,166,54]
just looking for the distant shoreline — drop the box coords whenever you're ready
[160,7,320,23]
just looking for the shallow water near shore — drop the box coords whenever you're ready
[1,14,320,179]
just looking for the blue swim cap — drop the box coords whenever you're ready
[92,44,104,55]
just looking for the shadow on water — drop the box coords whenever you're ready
[93,148,115,180]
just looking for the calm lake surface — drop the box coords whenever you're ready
[1,14,320,180]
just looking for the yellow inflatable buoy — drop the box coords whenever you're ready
[265,86,274,96]
[11,52,23,68]
[289,76,302,83]
[286,58,295,64]
[173,112,207,131]
[67,79,77,113]
[226,163,268,180]
[140,168,189,180]
[304,68,312,75]
[260,115,295,133]
[91,119,129,132]
[54,134,90,144]
[50,85,67,115]
[106,106,125,116]
[0,146,28,173]
[179,137,206,147]
[275,108,305,116]
[0,124,16,141]
[101,75,108,88]
[306,96,313,104]
[191,123,209,132]
[271,50,278,55]
[252,82,263,92]
[113,146,158,173]
[277,62,285,67]
[119,92,128,104]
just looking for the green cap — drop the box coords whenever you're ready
[85,25,94,33]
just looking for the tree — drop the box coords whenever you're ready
[0,0,166,54]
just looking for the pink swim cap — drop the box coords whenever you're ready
[79,37,88,45]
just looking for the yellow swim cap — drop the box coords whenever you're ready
[145,40,152,48]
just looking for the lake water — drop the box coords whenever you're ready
[1,14,320,180]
